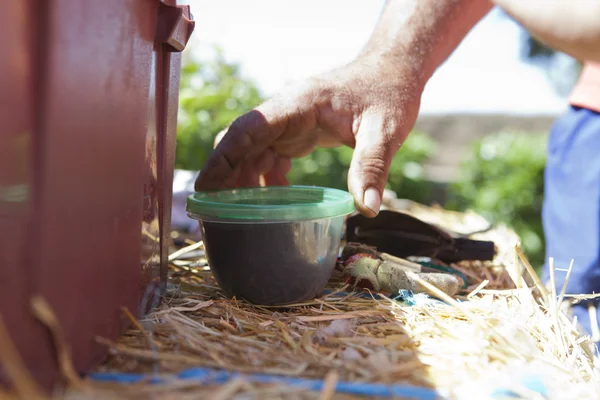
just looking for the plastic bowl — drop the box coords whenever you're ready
[186,186,355,305]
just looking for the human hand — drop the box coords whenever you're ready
[194,56,426,217]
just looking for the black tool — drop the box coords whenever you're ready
[345,210,496,263]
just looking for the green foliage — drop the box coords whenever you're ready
[174,50,548,269]
[176,50,264,170]
[446,132,548,268]
[175,51,437,203]
[287,133,437,204]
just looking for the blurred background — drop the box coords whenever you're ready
[174,0,583,268]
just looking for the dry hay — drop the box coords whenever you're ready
[2,205,599,400]
[94,268,433,386]
[80,217,600,399]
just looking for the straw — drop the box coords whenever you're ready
[318,370,339,400]
[0,313,45,399]
[467,279,489,299]
[120,307,162,349]
[210,377,249,400]
[589,303,600,343]
[557,259,575,306]
[168,241,204,262]
[516,243,550,299]
[75,250,598,399]
[30,296,88,392]
[11,203,595,399]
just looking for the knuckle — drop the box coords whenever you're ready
[309,82,333,105]
[210,147,235,173]
[359,158,387,177]
[382,117,400,136]
[224,114,257,152]
[228,115,253,143]
[300,76,340,110]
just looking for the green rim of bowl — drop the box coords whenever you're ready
[186,185,355,221]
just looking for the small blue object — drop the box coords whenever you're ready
[394,289,417,306]
[521,375,548,396]
[89,367,440,399]
[491,374,548,398]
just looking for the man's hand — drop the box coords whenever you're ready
[194,0,492,217]
[194,56,424,217]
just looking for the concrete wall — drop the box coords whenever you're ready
[413,113,556,183]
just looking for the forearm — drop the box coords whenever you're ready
[492,0,600,62]
[357,0,493,84]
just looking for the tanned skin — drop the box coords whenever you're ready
[195,0,599,216]
[492,0,600,62]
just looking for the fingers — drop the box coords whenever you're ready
[254,149,278,176]
[236,159,261,188]
[195,82,319,191]
[213,128,227,148]
[195,109,272,191]
[211,145,291,189]
[234,149,275,187]
[194,99,287,191]
[263,156,292,186]
[347,113,402,218]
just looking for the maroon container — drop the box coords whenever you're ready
[0,0,194,391]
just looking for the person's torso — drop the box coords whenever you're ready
[569,62,600,113]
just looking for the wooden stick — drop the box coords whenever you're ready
[405,271,466,313]
[168,241,203,262]
[379,253,422,272]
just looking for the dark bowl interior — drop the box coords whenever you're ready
[200,216,344,305]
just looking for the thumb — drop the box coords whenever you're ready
[347,113,400,217]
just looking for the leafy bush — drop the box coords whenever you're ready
[446,132,548,268]
[176,50,263,171]
[287,133,437,204]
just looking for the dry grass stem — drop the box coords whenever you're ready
[0,314,45,399]
[30,296,88,393]
[168,241,204,262]
[318,370,339,400]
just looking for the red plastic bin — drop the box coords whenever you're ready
[0,0,194,391]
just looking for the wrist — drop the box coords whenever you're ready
[355,0,492,89]
[352,51,429,95]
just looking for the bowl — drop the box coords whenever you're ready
[186,185,355,305]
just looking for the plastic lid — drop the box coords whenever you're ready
[186,185,355,221]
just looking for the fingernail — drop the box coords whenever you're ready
[363,187,381,214]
